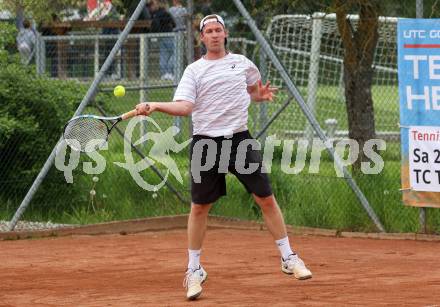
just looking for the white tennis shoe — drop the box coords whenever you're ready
[281,254,312,280]
[183,266,207,300]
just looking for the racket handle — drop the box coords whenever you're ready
[121,109,139,120]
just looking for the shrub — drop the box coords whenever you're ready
[0,21,18,62]
[0,60,106,215]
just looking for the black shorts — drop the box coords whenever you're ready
[190,130,272,204]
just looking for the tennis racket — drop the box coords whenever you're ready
[63,108,142,153]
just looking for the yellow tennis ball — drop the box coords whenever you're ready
[114,85,125,97]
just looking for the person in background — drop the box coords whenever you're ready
[169,0,186,32]
[121,0,151,80]
[86,0,121,78]
[16,19,36,64]
[101,1,121,79]
[148,0,175,81]
[123,0,151,21]
[192,13,203,60]
[194,0,213,57]
[40,14,59,76]
[199,0,213,16]
[169,0,187,79]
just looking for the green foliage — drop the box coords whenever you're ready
[0,0,81,23]
[0,21,17,50]
[0,62,86,199]
[0,21,17,62]
[62,206,115,225]
[0,85,436,233]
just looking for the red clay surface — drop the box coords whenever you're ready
[1,228,439,306]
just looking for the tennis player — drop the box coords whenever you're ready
[136,14,312,300]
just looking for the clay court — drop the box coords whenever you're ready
[1,217,439,306]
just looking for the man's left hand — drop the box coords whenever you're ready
[249,80,278,102]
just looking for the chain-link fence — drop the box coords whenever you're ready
[1,0,440,233]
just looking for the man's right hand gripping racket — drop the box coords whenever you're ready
[63,105,149,153]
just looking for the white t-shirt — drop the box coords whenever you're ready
[173,53,261,137]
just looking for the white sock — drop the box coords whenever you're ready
[188,249,201,271]
[275,236,295,260]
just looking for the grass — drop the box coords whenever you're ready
[260,85,400,135]
[2,84,439,234]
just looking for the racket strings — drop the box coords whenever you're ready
[64,117,109,152]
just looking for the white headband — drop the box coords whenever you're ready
[199,14,225,32]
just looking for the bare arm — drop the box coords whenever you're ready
[247,79,277,103]
[136,100,193,116]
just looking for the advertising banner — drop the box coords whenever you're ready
[398,18,440,207]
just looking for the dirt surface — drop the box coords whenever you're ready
[1,228,439,306]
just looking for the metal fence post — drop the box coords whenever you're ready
[416,0,423,18]
[173,31,185,131]
[259,47,268,142]
[304,13,323,141]
[416,0,427,233]
[186,0,194,65]
[94,36,99,78]
[176,32,185,79]
[139,34,149,145]
[36,35,46,75]
[186,0,194,181]
[140,34,149,102]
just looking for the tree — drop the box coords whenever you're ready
[253,0,383,169]
[333,0,381,168]
[0,0,141,25]
[0,0,82,23]
[227,0,380,168]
